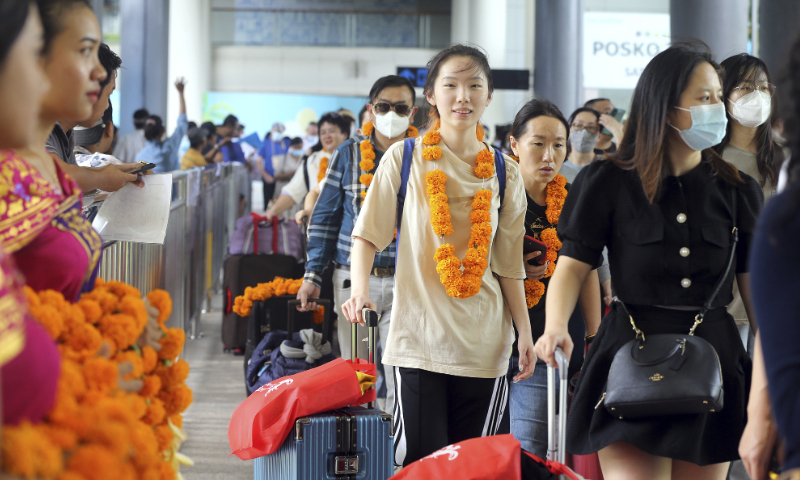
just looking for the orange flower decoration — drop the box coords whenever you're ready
[142,345,158,374]
[147,289,172,326]
[158,328,185,361]
[362,122,374,137]
[358,121,417,202]
[317,156,329,183]
[423,123,496,299]
[233,277,307,317]
[524,174,568,308]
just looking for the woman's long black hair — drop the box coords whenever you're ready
[715,53,784,189]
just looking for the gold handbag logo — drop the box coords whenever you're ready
[649,373,664,382]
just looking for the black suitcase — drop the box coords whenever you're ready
[221,254,304,352]
[243,297,333,378]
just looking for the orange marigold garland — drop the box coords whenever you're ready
[425,123,496,299]
[317,155,329,183]
[358,121,418,201]
[524,174,568,308]
[233,277,324,323]
[6,281,193,480]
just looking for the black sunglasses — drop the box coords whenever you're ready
[372,102,412,116]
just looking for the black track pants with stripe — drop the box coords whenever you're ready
[392,366,508,467]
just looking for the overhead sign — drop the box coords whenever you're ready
[583,12,671,89]
[397,67,530,90]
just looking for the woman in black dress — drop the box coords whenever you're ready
[534,41,763,479]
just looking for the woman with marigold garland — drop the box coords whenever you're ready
[342,44,534,466]
[504,98,602,459]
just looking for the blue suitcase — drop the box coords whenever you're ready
[253,311,394,480]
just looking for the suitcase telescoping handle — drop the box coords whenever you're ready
[352,309,379,409]
[547,347,569,470]
[286,298,331,343]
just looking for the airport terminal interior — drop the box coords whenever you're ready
[3,0,800,479]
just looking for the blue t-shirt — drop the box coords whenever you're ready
[220,140,246,163]
[135,113,189,173]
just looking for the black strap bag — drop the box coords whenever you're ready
[602,188,738,420]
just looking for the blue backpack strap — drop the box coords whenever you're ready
[395,138,415,267]
[494,148,506,211]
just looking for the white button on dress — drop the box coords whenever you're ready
[680,247,690,257]
[677,213,687,223]
[681,278,692,288]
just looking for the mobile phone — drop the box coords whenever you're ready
[130,162,156,175]
[600,108,626,137]
[523,235,547,265]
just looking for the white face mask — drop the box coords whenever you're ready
[669,103,728,151]
[272,132,284,142]
[728,91,771,128]
[374,111,410,139]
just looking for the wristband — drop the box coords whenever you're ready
[584,333,596,345]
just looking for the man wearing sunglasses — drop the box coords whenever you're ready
[297,75,418,416]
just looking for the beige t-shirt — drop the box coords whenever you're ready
[722,145,774,326]
[352,137,526,378]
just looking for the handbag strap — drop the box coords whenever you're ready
[618,185,739,340]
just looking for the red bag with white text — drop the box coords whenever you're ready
[390,435,586,480]
[227,357,376,460]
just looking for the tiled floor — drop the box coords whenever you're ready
[181,295,253,479]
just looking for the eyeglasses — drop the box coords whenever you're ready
[372,102,413,116]
[733,82,777,97]
[571,123,598,134]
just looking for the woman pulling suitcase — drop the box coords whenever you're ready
[535,41,762,480]
[341,44,535,466]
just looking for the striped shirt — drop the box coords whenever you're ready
[304,135,397,288]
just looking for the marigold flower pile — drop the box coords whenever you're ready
[357,121,417,201]
[2,279,194,480]
[232,277,324,323]
[524,174,568,308]
[426,122,495,299]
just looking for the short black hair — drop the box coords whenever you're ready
[133,108,149,129]
[568,107,601,128]
[510,98,570,143]
[200,121,216,137]
[358,104,369,127]
[289,137,304,146]
[187,127,207,149]
[144,115,164,142]
[369,75,417,107]
[188,121,197,130]
[318,112,351,139]
[584,98,611,109]
[98,43,121,92]
[223,114,239,128]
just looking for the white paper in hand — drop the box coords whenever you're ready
[92,174,172,244]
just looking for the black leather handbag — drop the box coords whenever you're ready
[602,190,738,420]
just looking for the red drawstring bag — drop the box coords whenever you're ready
[391,435,522,480]
[228,357,377,460]
[391,435,587,480]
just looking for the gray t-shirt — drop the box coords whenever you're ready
[45,123,76,165]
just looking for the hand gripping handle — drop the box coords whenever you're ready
[351,309,379,409]
[547,347,569,470]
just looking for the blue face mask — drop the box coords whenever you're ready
[668,103,728,151]
[290,148,303,157]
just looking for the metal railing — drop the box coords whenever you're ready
[98,163,251,335]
